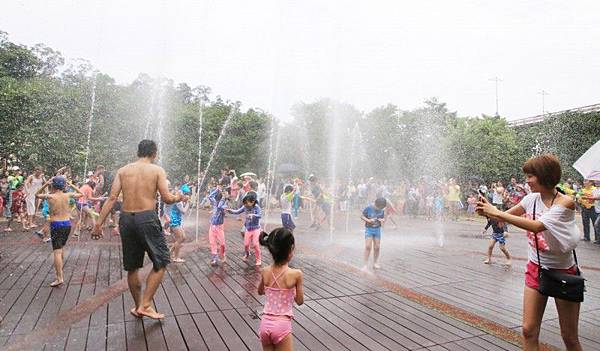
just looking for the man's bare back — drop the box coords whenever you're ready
[93,157,181,238]
[116,161,166,212]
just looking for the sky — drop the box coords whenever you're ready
[2,0,600,121]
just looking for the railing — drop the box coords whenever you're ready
[509,103,600,127]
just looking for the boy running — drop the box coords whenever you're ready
[36,176,83,287]
[482,218,512,266]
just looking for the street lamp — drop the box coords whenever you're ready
[537,90,549,116]
[488,77,503,116]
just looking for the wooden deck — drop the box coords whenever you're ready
[0,211,598,350]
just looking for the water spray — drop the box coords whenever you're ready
[263,117,280,232]
[77,73,97,239]
[194,100,204,242]
[345,123,359,233]
[195,105,237,195]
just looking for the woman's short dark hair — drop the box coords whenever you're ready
[137,140,158,158]
[259,228,295,264]
[522,154,562,189]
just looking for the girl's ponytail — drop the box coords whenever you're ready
[261,227,295,264]
[259,231,270,246]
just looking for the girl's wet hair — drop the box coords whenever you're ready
[242,192,257,205]
[259,228,295,264]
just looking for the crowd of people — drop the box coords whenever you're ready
[1,141,597,351]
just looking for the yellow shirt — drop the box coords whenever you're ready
[579,186,596,209]
[447,185,461,202]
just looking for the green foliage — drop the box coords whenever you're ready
[447,116,522,182]
[0,33,271,181]
[0,32,597,184]
[514,111,600,179]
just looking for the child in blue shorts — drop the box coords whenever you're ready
[361,197,386,270]
[169,186,191,263]
[482,218,512,266]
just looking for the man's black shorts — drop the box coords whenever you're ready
[119,210,170,271]
[50,221,71,250]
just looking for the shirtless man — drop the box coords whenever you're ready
[91,140,184,320]
[36,176,84,287]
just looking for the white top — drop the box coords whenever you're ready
[492,188,504,205]
[519,193,579,269]
[26,175,44,199]
[280,193,292,214]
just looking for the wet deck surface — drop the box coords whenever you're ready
[0,211,599,350]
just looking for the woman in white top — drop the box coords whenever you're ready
[25,166,45,229]
[477,154,581,351]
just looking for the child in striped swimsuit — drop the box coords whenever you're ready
[258,228,304,350]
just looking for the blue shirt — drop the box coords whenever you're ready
[170,202,187,227]
[362,205,385,235]
[208,189,228,225]
[230,204,262,231]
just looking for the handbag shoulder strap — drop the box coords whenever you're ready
[573,250,581,275]
[533,198,542,266]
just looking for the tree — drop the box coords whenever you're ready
[447,116,522,182]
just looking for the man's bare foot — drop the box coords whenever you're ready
[129,308,141,318]
[4,228,12,232]
[136,306,164,320]
[50,280,63,287]
[483,259,491,264]
[30,224,38,229]
[172,258,185,263]
[504,259,512,266]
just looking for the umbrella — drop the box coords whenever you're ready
[276,163,300,174]
[573,140,600,180]
[239,172,257,178]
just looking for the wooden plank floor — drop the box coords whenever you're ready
[0,210,598,350]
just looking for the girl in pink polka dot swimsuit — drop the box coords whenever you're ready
[258,228,304,350]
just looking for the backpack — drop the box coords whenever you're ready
[102,171,114,195]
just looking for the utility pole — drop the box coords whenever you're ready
[537,90,549,116]
[488,77,502,116]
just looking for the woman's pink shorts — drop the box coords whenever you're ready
[525,261,578,290]
[259,315,292,345]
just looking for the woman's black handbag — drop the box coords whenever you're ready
[533,197,585,302]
